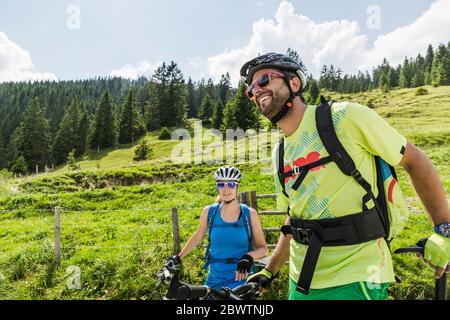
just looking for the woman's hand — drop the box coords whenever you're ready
[235,254,254,281]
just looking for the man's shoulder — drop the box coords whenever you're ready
[331,101,368,113]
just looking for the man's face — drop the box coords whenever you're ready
[248,68,290,119]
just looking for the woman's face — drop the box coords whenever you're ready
[217,181,239,202]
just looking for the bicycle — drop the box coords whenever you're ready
[395,238,448,300]
[155,262,261,300]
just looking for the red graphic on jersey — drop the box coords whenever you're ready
[283,152,326,184]
[388,179,397,203]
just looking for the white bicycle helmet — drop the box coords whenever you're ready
[214,166,241,182]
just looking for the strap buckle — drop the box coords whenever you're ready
[291,227,313,244]
[293,166,301,175]
[350,169,363,183]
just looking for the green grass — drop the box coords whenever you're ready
[0,86,449,300]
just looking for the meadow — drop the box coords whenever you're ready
[0,85,448,300]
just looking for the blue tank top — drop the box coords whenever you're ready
[203,203,254,290]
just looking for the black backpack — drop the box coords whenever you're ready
[277,100,409,294]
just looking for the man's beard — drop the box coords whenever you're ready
[257,88,289,119]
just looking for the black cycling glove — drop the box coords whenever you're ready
[236,254,254,273]
[246,268,274,289]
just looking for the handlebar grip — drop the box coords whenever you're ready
[232,282,259,295]
[162,267,172,281]
[394,246,424,255]
[176,284,209,300]
[395,237,428,255]
[436,273,448,301]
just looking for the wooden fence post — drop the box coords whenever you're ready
[54,207,61,268]
[171,207,181,255]
[250,190,258,211]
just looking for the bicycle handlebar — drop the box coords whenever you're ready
[395,238,448,300]
[175,282,259,300]
[156,263,260,300]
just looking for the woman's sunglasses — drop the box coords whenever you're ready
[216,181,238,189]
[245,71,286,99]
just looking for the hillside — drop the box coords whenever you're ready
[0,86,448,300]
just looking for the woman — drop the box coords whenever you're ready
[166,165,268,291]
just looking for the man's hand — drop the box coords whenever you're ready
[246,268,274,290]
[422,234,450,278]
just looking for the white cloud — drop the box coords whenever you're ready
[108,60,159,79]
[0,32,57,83]
[186,57,203,69]
[208,0,450,86]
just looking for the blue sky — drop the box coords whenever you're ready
[1,0,448,85]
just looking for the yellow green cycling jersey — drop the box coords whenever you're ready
[272,102,407,289]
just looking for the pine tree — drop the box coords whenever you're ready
[411,54,425,87]
[118,90,145,144]
[16,98,51,172]
[67,150,79,171]
[432,44,450,85]
[10,155,27,175]
[425,44,434,72]
[166,61,187,127]
[206,78,216,101]
[144,81,160,131]
[286,48,301,64]
[199,95,214,125]
[306,79,320,104]
[233,82,260,131]
[76,113,88,157]
[186,78,197,118]
[196,79,206,117]
[152,63,170,126]
[53,101,81,164]
[0,134,6,168]
[221,101,238,132]
[90,91,117,149]
[211,99,224,129]
[399,58,413,88]
[319,65,329,90]
[133,138,153,161]
[218,73,232,104]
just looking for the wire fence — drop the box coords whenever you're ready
[0,191,281,266]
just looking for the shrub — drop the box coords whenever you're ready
[10,155,28,175]
[0,169,12,179]
[133,139,153,162]
[415,87,428,96]
[158,127,171,140]
[67,150,80,171]
[367,99,376,109]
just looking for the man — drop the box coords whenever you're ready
[242,52,450,300]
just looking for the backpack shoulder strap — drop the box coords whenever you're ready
[315,101,356,175]
[240,204,252,241]
[203,203,220,270]
[315,101,380,214]
[207,203,220,234]
[275,137,290,199]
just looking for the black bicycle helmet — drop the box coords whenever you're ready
[240,52,308,124]
[240,52,307,91]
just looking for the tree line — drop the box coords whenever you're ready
[0,61,261,173]
[1,43,449,174]
[303,42,450,100]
